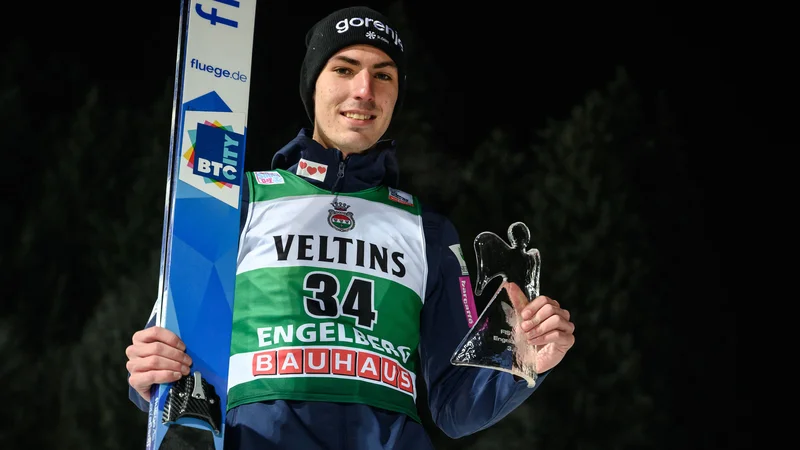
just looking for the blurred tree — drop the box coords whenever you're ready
[43,88,174,449]
[0,69,174,447]
[400,68,679,449]
[4,82,173,343]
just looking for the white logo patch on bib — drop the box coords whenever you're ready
[388,188,414,206]
[254,171,285,185]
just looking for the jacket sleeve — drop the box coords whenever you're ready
[127,178,253,412]
[418,210,550,438]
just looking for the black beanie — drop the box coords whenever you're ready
[299,6,407,124]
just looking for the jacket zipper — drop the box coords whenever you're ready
[331,159,347,201]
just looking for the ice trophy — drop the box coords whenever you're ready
[449,221,541,387]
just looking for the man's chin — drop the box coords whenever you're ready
[336,132,377,154]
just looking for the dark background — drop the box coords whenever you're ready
[2,0,775,448]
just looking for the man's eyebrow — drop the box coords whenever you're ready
[331,55,397,70]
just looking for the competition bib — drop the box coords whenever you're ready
[227,169,427,422]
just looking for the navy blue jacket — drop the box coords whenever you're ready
[130,129,548,449]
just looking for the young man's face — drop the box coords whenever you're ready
[311,44,399,155]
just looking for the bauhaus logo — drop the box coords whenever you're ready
[335,17,404,52]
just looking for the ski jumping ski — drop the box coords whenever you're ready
[146,1,257,448]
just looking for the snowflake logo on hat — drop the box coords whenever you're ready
[366,31,376,39]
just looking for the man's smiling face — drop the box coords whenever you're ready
[311,44,399,155]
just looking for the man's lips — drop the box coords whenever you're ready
[341,111,376,121]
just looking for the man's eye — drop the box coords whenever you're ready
[334,67,352,75]
[376,73,392,81]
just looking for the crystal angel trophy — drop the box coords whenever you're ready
[449,221,541,387]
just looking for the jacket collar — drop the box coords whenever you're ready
[270,128,401,192]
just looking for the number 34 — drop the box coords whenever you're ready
[303,271,377,330]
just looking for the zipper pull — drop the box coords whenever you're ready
[331,160,347,200]
[337,161,346,179]
[333,161,346,190]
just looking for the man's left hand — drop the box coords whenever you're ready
[505,281,576,374]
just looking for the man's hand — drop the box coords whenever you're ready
[506,282,576,374]
[126,326,192,402]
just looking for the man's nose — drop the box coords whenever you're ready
[352,70,374,102]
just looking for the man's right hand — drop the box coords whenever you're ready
[126,326,192,402]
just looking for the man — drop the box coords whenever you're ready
[126,6,576,449]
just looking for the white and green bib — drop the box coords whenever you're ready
[227,169,428,422]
